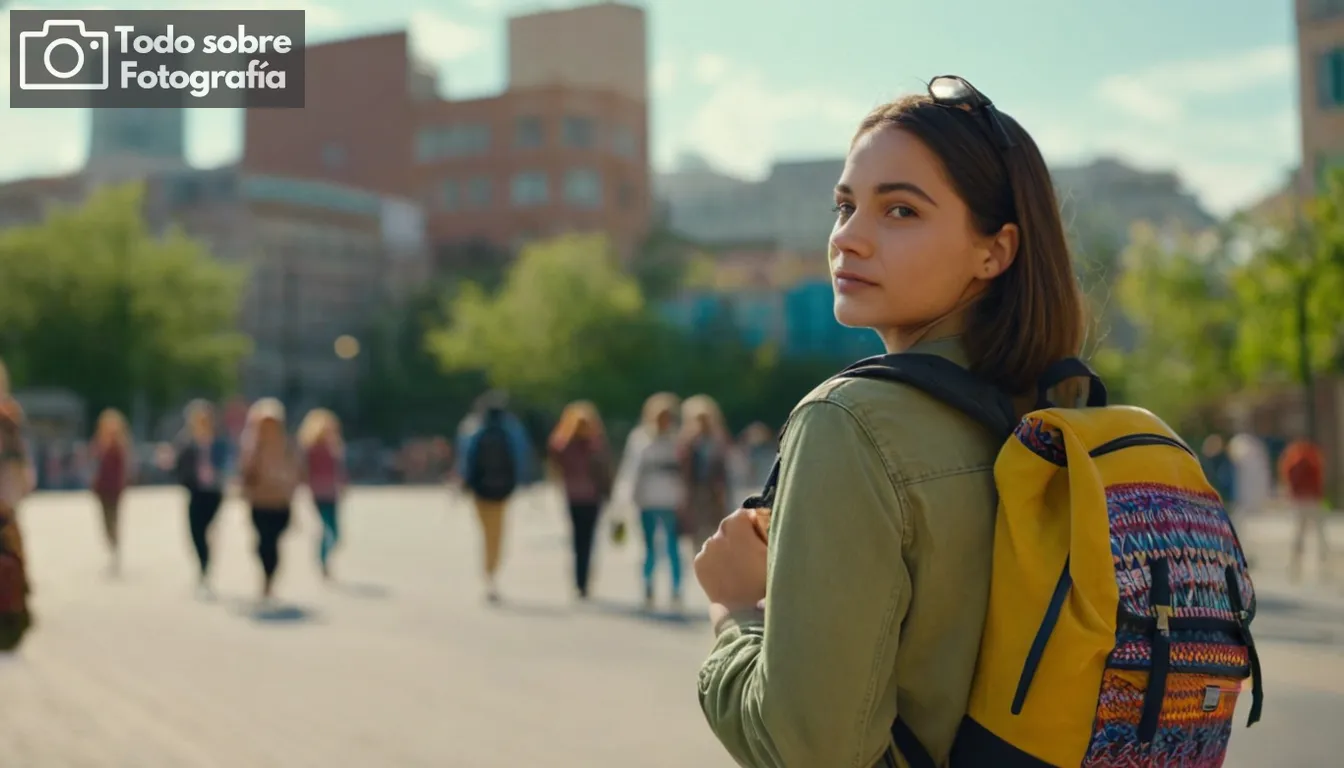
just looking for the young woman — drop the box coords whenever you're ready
[174,400,231,597]
[299,408,347,581]
[240,398,301,601]
[547,401,613,601]
[693,76,1088,767]
[0,358,36,653]
[614,392,686,611]
[90,408,134,574]
[676,395,731,552]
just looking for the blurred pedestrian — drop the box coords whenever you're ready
[458,391,534,604]
[613,392,685,611]
[1228,431,1272,525]
[90,408,134,576]
[678,395,731,552]
[174,400,231,598]
[240,398,301,602]
[299,408,347,581]
[549,401,614,601]
[0,357,36,653]
[1279,435,1330,582]
[1200,433,1236,504]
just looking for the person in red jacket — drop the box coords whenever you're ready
[90,408,134,575]
[1278,437,1330,582]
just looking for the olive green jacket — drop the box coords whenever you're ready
[697,336,1000,768]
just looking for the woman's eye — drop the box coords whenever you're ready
[888,205,917,219]
[831,203,854,219]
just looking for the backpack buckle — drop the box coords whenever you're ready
[1155,605,1172,633]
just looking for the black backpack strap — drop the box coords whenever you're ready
[888,717,937,768]
[840,353,1019,440]
[742,353,1016,509]
[1036,357,1108,409]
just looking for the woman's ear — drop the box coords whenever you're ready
[981,222,1020,279]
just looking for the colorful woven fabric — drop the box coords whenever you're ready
[1013,415,1066,466]
[1106,483,1253,619]
[1082,670,1239,767]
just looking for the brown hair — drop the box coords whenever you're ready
[854,93,1086,396]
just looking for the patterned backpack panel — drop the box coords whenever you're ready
[1082,478,1259,766]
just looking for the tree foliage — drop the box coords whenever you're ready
[0,182,249,417]
[422,232,841,434]
[1105,168,1344,430]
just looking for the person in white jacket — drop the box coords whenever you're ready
[612,392,685,611]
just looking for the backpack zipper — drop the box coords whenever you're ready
[1089,433,1195,459]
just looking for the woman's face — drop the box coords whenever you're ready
[695,413,712,435]
[574,416,592,439]
[829,126,1016,347]
[655,409,674,433]
[191,410,214,439]
[258,417,283,444]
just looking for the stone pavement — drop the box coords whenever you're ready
[2,486,1343,767]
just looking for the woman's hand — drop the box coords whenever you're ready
[694,508,768,612]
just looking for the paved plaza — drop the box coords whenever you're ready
[2,486,1343,767]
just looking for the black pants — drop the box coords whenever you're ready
[568,502,600,594]
[187,489,223,576]
[251,506,292,579]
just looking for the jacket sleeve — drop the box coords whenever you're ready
[698,400,911,768]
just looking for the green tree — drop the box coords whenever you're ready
[0,182,249,418]
[1109,223,1243,428]
[426,233,651,412]
[1232,171,1344,398]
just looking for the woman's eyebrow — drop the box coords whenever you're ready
[834,181,937,207]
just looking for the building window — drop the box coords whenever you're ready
[611,125,637,158]
[1308,0,1344,20]
[414,124,490,161]
[466,176,492,208]
[510,171,549,206]
[322,142,346,170]
[563,168,603,208]
[1319,48,1344,109]
[562,116,595,149]
[515,116,544,148]
[437,179,460,211]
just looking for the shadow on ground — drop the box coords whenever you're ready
[331,581,392,600]
[222,597,323,625]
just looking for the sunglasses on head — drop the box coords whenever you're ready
[927,75,1016,149]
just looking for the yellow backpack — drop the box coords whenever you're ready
[751,354,1264,768]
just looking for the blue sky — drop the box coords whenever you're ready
[1,0,1301,215]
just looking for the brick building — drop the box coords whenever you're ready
[243,3,651,266]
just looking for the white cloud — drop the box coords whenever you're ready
[672,57,872,180]
[1096,44,1294,124]
[692,53,729,83]
[652,59,678,93]
[408,10,487,63]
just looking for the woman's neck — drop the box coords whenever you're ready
[878,310,969,354]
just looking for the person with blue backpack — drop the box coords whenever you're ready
[692,75,1262,768]
[458,391,535,604]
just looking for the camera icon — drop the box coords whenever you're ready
[18,20,110,91]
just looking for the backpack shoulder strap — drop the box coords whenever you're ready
[840,353,1019,441]
[743,353,1017,511]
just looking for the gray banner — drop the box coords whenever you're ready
[8,10,305,109]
